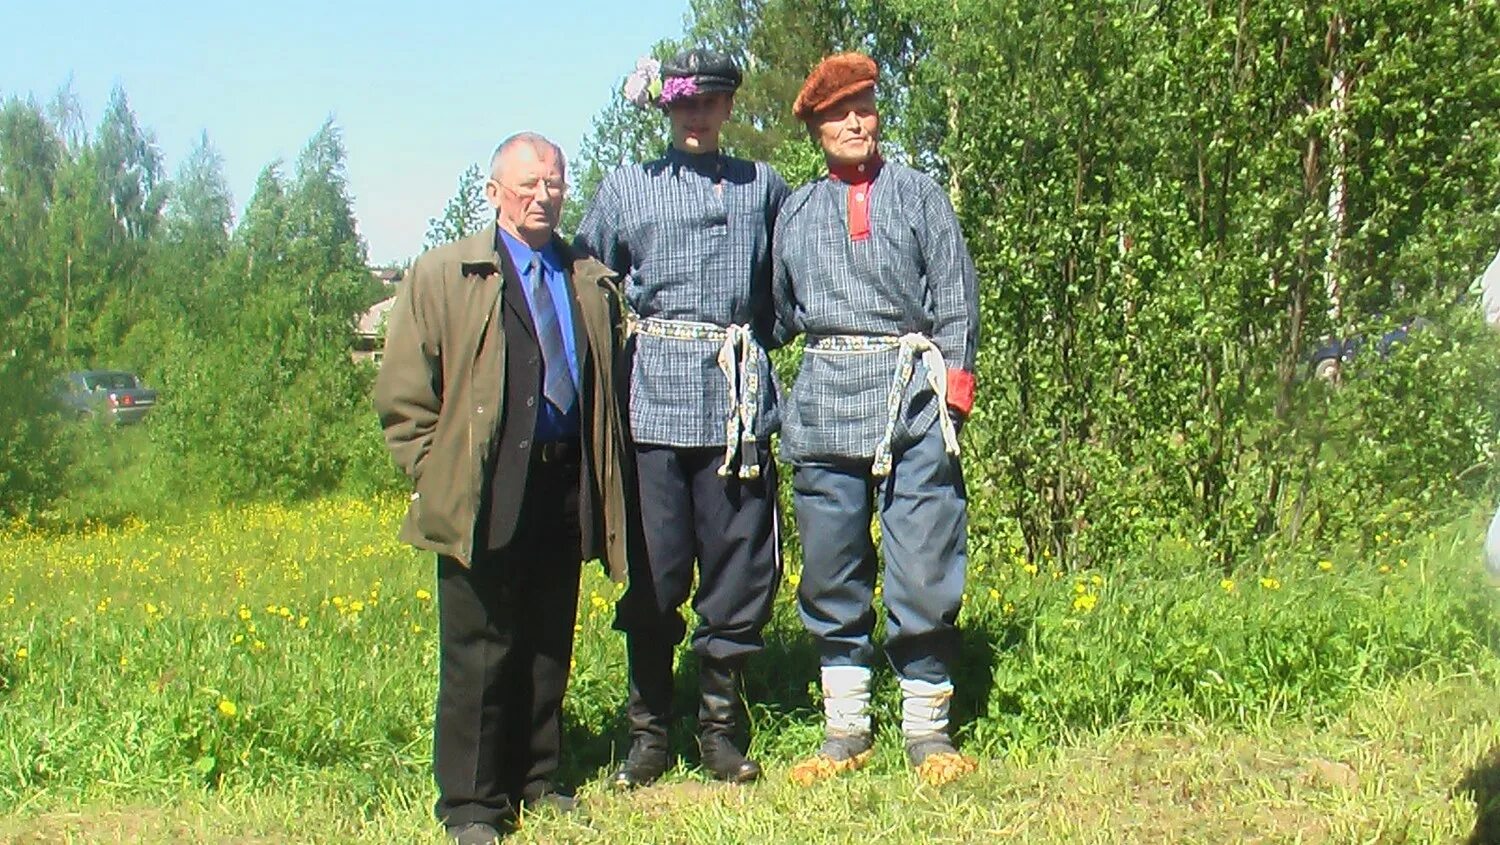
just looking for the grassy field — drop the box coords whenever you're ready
[1,497,1497,843]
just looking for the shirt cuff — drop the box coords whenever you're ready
[946,369,976,417]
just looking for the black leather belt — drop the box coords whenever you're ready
[534,438,580,465]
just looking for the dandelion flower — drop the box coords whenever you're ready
[15,647,27,661]
[1072,593,1098,613]
[1220,578,1235,592]
[415,589,432,602]
[1259,577,1281,591]
[217,699,238,718]
[1317,560,1333,572]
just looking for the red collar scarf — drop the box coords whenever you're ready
[828,154,884,242]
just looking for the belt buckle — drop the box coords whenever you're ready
[538,440,576,464]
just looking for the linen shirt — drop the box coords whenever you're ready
[771,160,980,463]
[574,147,790,449]
[497,229,580,442]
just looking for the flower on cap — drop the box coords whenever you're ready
[623,56,663,109]
[659,76,700,105]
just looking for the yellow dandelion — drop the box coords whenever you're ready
[1220,578,1235,593]
[297,616,309,629]
[1072,593,1098,613]
[144,603,160,616]
[1378,564,1392,574]
[1259,577,1281,591]
[1002,602,1015,615]
[1090,574,1103,587]
[412,624,424,634]
[1317,560,1333,572]
[349,600,365,613]
[1022,563,1039,576]
[15,646,28,661]
[331,596,346,608]
[1073,582,1087,595]
[232,633,244,644]
[988,588,1001,601]
[237,606,252,621]
[119,655,129,667]
[415,589,432,602]
[217,699,238,718]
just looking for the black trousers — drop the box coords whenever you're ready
[433,456,582,829]
[614,443,780,660]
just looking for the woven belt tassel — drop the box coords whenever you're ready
[636,317,762,480]
[869,333,961,478]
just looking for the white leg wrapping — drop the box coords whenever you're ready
[821,665,872,735]
[900,678,954,739]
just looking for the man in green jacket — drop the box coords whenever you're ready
[375,132,632,845]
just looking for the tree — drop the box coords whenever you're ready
[424,163,489,248]
[0,98,70,515]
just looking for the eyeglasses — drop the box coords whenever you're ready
[501,178,568,199]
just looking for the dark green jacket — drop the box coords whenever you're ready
[373,223,631,579]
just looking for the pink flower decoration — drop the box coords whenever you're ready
[660,76,700,105]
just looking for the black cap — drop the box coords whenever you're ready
[662,48,742,95]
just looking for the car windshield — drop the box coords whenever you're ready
[83,372,139,390]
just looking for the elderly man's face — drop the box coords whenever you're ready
[814,90,880,167]
[487,143,566,246]
[668,92,733,154]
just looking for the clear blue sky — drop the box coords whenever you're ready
[2,0,690,263]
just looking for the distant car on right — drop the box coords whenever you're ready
[59,370,158,425]
[1307,317,1432,382]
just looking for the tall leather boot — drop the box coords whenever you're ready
[696,657,761,783]
[611,634,675,789]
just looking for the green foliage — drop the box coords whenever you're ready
[424,163,490,248]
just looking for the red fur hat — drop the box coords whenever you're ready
[793,53,878,121]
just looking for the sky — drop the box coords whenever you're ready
[2,0,690,264]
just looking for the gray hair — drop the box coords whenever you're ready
[489,132,566,179]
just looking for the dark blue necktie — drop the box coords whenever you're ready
[525,255,576,413]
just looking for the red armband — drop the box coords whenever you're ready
[946,368,976,417]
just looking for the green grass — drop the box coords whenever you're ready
[1,497,1497,843]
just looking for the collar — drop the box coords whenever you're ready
[828,152,884,185]
[664,145,726,177]
[497,227,562,273]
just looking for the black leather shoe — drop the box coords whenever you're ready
[699,729,761,783]
[697,657,762,783]
[613,634,676,789]
[447,822,504,845]
[612,734,671,789]
[522,790,580,815]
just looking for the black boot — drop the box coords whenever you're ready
[697,657,761,783]
[612,635,674,789]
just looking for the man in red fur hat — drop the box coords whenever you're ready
[772,52,981,786]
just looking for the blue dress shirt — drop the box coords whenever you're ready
[498,229,581,442]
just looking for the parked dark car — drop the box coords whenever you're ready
[1307,317,1431,382]
[60,370,158,425]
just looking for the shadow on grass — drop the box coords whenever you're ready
[1458,746,1500,845]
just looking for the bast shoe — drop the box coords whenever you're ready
[789,731,875,786]
[905,733,978,787]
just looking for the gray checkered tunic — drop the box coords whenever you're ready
[771,161,980,463]
[574,148,790,449]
